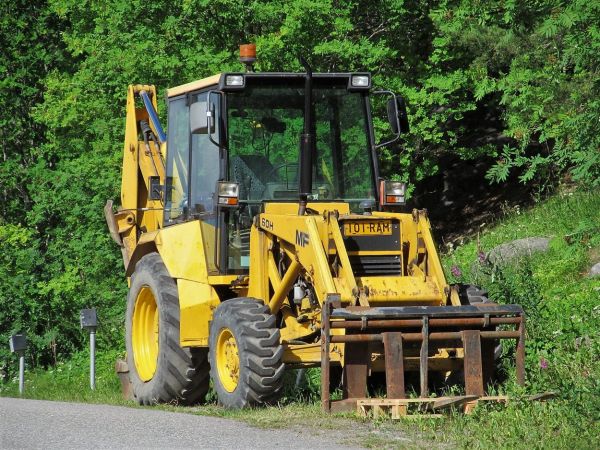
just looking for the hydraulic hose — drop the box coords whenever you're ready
[139,90,167,144]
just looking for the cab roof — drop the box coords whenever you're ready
[166,72,370,98]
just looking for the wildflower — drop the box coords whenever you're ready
[540,358,548,369]
[478,251,487,264]
[451,265,462,277]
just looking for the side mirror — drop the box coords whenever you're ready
[373,90,409,149]
[387,96,410,134]
[190,101,209,134]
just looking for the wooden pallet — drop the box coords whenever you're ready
[357,393,555,419]
[357,396,476,419]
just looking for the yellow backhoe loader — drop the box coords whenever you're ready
[105,46,537,415]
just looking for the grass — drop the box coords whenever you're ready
[439,189,600,448]
[0,349,127,406]
[2,189,599,449]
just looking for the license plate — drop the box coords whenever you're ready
[344,220,392,236]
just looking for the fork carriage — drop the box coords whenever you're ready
[321,298,527,415]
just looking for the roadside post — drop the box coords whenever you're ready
[80,308,98,390]
[9,334,27,395]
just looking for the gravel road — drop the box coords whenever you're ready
[0,397,362,449]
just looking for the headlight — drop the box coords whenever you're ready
[348,73,371,91]
[225,74,244,86]
[217,181,239,207]
[221,73,246,91]
[380,180,406,205]
[351,75,370,87]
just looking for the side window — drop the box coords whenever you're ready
[164,97,190,223]
[190,92,220,218]
[190,92,221,274]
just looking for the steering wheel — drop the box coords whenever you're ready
[262,162,336,200]
[265,162,298,184]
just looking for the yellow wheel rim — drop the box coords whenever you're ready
[132,286,159,381]
[216,328,239,392]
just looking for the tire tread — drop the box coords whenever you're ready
[209,297,284,408]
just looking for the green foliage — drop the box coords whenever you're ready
[425,0,600,187]
[441,190,600,447]
[0,1,69,222]
[0,0,598,414]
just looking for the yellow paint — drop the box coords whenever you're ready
[268,259,300,312]
[328,214,359,304]
[177,279,220,346]
[132,286,159,381]
[123,218,221,348]
[279,310,316,342]
[247,224,269,300]
[199,221,218,274]
[112,85,165,268]
[263,202,350,215]
[283,343,343,366]
[207,275,240,285]
[449,284,462,306]
[356,276,444,304]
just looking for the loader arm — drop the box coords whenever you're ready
[248,212,357,310]
[246,203,451,347]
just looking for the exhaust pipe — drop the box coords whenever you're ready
[298,56,314,215]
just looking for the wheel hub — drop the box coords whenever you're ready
[132,286,159,381]
[216,328,239,392]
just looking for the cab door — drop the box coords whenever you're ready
[164,89,223,274]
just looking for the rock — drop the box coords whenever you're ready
[487,237,551,265]
[589,262,600,277]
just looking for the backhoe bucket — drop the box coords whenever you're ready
[321,298,531,416]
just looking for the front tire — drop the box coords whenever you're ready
[125,253,210,405]
[209,298,284,408]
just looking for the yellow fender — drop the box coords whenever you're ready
[126,220,219,347]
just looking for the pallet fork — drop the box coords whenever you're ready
[320,297,551,417]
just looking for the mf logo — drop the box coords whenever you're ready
[295,230,309,247]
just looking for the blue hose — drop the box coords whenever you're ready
[140,90,167,144]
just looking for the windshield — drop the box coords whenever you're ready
[226,80,375,212]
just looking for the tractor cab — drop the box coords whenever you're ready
[163,70,407,274]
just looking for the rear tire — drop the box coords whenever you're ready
[458,284,489,305]
[126,253,210,405]
[209,298,284,408]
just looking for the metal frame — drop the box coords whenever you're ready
[321,298,526,413]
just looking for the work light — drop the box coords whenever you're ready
[225,74,244,86]
[221,73,246,91]
[348,73,371,91]
[217,181,240,207]
[380,180,406,205]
